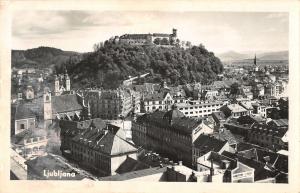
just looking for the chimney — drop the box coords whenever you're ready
[178,161,183,166]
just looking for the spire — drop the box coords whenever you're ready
[87,101,91,119]
[254,54,257,66]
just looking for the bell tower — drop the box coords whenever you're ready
[43,87,52,128]
[65,69,71,91]
[54,75,60,96]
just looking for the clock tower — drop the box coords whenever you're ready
[43,87,52,128]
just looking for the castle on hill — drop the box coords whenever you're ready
[111,28,179,46]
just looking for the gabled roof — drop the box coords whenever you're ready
[222,151,278,181]
[12,104,36,120]
[115,157,150,174]
[72,125,137,156]
[52,94,83,114]
[268,119,288,127]
[137,109,202,135]
[143,92,171,101]
[193,135,228,153]
[224,104,248,113]
[212,129,241,145]
[211,111,226,122]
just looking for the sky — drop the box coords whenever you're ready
[12,11,289,53]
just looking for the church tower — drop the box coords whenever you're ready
[65,69,71,91]
[254,54,259,72]
[54,75,60,96]
[43,87,52,128]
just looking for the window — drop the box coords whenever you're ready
[20,124,25,130]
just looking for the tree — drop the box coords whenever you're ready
[185,41,191,48]
[153,38,161,45]
[93,42,104,52]
[161,38,170,45]
[230,82,240,95]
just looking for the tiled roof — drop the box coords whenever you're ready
[256,149,288,173]
[225,104,248,113]
[120,34,150,39]
[239,101,254,110]
[212,111,226,121]
[193,135,228,153]
[236,148,288,174]
[236,142,265,152]
[52,94,83,114]
[99,166,167,181]
[12,104,36,120]
[152,33,170,37]
[115,157,150,174]
[221,151,277,181]
[212,129,240,145]
[143,92,168,101]
[72,125,137,156]
[137,110,201,135]
[250,123,288,138]
[269,119,288,127]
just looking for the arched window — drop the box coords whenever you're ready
[46,95,49,101]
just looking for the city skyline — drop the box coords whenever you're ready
[12,11,288,53]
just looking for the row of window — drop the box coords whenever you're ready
[180,104,222,110]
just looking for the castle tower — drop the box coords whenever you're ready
[54,75,60,96]
[172,28,177,37]
[43,87,52,128]
[65,69,71,91]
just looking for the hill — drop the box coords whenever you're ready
[12,46,82,69]
[217,50,288,62]
[258,51,288,60]
[216,51,250,62]
[68,42,224,89]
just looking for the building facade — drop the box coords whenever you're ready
[85,88,137,120]
[132,105,208,167]
[118,28,178,46]
[177,100,226,118]
[69,124,138,176]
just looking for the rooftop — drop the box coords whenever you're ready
[52,94,83,114]
[99,166,167,181]
[193,134,228,153]
[137,109,202,135]
[25,154,86,180]
[72,125,137,156]
[225,104,248,113]
[12,103,36,120]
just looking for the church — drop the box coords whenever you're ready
[54,70,71,96]
[43,71,90,128]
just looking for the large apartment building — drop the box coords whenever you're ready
[85,88,140,120]
[177,100,227,118]
[132,105,212,167]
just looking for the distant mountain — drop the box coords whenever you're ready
[216,51,250,62]
[12,46,82,69]
[258,51,288,60]
[217,50,288,62]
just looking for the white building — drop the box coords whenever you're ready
[177,100,227,118]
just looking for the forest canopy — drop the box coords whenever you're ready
[65,42,224,89]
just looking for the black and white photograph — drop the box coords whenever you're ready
[2,1,299,190]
